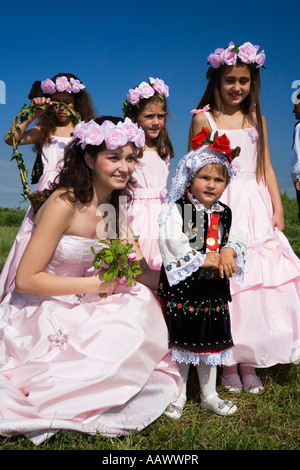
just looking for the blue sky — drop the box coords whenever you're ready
[0,0,298,209]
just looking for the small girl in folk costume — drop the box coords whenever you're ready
[123,77,174,270]
[158,129,247,418]
[189,42,300,393]
[0,73,96,300]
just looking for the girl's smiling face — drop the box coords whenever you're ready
[219,64,251,109]
[189,164,228,210]
[85,143,136,199]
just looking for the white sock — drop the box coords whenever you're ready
[196,363,219,406]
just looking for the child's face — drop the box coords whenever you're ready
[219,64,251,109]
[189,164,227,209]
[52,91,75,124]
[136,100,166,146]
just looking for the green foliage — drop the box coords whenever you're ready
[91,238,143,294]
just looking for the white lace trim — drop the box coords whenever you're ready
[172,347,232,366]
[166,252,206,286]
[223,242,245,285]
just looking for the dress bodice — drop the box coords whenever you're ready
[41,135,72,173]
[132,149,169,191]
[45,235,101,278]
[204,111,258,174]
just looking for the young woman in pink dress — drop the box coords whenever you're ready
[189,42,300,393]
[0,73,96,300]
[123,77,174,270]
[0,116,181,444]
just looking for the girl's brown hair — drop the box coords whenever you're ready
[189,62,265,181]
[125,94,174,159]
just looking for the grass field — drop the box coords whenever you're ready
[0,196,299,451]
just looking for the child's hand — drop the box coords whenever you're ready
[95,270,119,295]
[32,97,52,118]
[202,252,220,269]
[219,247,235,279]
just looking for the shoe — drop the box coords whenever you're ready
[201,392,237,416]
[164,394,186,419]
[240,365,264,394]
[220,366,242,393]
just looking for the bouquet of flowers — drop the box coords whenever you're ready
[91,238,143,296]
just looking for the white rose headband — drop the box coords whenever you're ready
[206,41,266,79]
[73,117,145,150]
[122,77,169,114]
[41,76,86,94]
[159,128,240,225]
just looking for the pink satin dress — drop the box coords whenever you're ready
[0,235,181,444]
[204,111,300,367]
[0,136,71,301]
[127,149,170,271]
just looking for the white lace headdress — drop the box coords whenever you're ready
[159,134,239,225]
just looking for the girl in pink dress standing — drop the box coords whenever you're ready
[0,73,96,300]
[123,77,174,270]
[189,41,300,393]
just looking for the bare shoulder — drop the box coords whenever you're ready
[191,112,211,135]
[35,189,75,228]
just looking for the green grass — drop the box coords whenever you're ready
[0,196,299,451]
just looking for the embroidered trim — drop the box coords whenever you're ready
[171,347,232,366]
[166,251,205,286]
[223,242,246,285]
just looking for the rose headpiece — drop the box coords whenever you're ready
[41,76,86,94]
[206,41,266,79]
[159,128,240,225]
[73,117,145,150]
[122,77,169,114]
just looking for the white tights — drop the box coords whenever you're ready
[178,361,219,405]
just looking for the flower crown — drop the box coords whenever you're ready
[206,41,266,79]
[73,117,145,150]
[191,127,240,162]
[41,76,86,94]
[122,77,169,114]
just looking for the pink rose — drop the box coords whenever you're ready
[238,42,259,64]
[207,53,224,68]
[41,79,56,95]
[127,253,136,265]
[255,50,265,68]
[127,87,140,105]
[85,121,105,147]
[105,127,127,150]
[73,121,89,147]
[135,128,146,148]
[150,77,169,97]
[55,76,72,93]
[138,81,155,99]
[118,276,127,286]
[220,44,238,65]
[70,78,85,93]
[120,118,139,142]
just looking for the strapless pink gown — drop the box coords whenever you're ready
[0,235,181,444]
[0,136,71,301]
[205,111,300,367]
[127,149,170,270]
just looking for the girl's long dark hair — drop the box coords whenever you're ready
[188,62,265,181]
[29,117,138,217]
[125,94,174,159]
